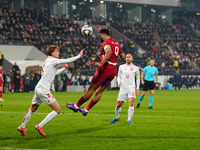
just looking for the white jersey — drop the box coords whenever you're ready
[35,55,81,91]
[117,63,140,89]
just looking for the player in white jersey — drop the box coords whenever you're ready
[110,53,140,125]
[17,45,84,137]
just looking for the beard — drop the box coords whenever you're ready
[100,38,104,43]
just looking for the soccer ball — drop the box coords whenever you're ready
[81,25,93,36]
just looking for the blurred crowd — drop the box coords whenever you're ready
[111,17,200,73]
[0,5,101,71]
[1,4,200,77]
[3,62,91,93]
[3,62,41,93]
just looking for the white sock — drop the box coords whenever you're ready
[74,104,79,109]
[128,106,134,121]
[115,107,121,119]
[21,109,34,128]
[39,111,58,127]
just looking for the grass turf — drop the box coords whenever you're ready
[0,90,200,150]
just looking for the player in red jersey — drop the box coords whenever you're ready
[0,66,4,101]
[66,29,125,116]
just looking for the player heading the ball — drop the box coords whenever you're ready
[66,28,125,116]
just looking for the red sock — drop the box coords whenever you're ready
[0,91,2,98]
[86,99,97,111]
[76,96,86,107]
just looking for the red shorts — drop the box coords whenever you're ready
[92,65,117,88]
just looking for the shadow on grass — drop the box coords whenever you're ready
[52,123,119,137]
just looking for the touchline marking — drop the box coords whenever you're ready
[94,110,200,113]
[0,111,198,119]
[1,147,47,150]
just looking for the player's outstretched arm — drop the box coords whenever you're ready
[56,49,84,65]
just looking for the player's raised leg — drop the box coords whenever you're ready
[36,100,60,137]
[66,83,99,112]
[110,101,123,123]
[17,104,39,136]
[79,85,107,116]
[148,90,155,109]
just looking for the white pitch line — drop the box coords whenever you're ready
[94,110,200,113]
[0,111,198,119]
[1,147,47,150]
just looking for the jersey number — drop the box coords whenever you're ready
[126,73,129,79]
[115,46,119,56]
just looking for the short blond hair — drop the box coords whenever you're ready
[46,45,59,56]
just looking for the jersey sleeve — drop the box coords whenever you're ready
[118,44,123,55]
[53,55,81,65]
[102,41,111,52]
[155,68,159,75]
[136,67,140,89]
[56,67,66,75]
[136,67,140,77]
[103,44,111,51]
[142,66,147,73]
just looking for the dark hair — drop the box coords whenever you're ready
[150,58,155,61]
[46,45,59,56]
[99,29,111,36]
[126,53,133,57]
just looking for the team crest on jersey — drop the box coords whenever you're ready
[130,68,133,71]
[153,72,155,75]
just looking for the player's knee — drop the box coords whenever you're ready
[30,108,35,112]
[117,103,122,108]
[55,109,61,114]
[129,101,134,106]
[151,92,154,96]
[30,105,39,112]
[129,103,134,106]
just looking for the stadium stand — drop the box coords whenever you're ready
[110,19,200,73]
[0,3,199,91]
[0,5,101,72]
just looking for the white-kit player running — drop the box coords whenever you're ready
[110,53,140,125]
[17,45,84,137]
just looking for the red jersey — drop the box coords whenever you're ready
[92,38,123,88]
[99,38,123,66]
[0,70,4,83]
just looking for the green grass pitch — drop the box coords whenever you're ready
[0,90,200,150]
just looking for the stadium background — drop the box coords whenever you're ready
[0,0,200,91]
[0,1,200,150]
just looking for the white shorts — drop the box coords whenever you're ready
[32,87,56,105]
[117,88,136,102]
